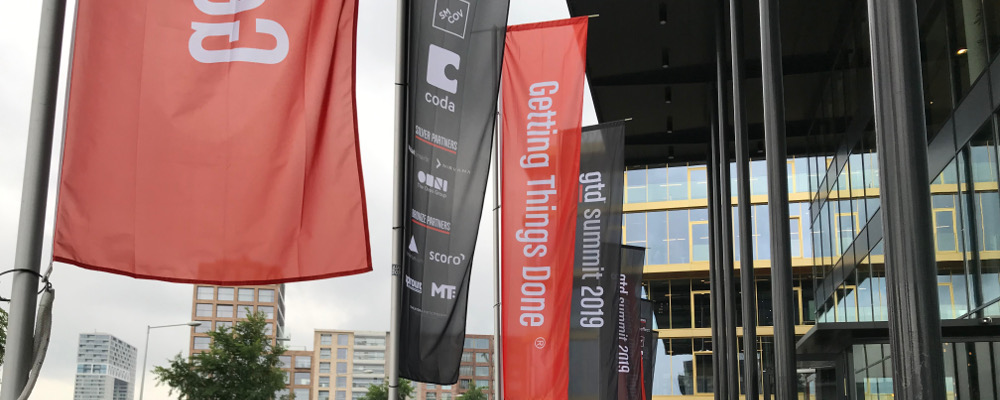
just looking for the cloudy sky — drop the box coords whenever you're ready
[0,1,597,398]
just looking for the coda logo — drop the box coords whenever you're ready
[189,0,289,64]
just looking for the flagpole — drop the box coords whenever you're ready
[1,0,68,398]
[492,106,503,398]
[388,0,411,397]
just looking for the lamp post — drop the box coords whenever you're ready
[138,321,202,400]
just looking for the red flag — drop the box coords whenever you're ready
[54,0,371,284]
[501,17,587,400]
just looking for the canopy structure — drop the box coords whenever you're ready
[567,0,1000,398]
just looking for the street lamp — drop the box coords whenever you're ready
[138,321,202,400]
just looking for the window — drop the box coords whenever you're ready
[235,288,253,302]
[461,352,473,362]
[336,376,347,388]
[195,304,212,317]
[264,323,273,335]
[427,393,437,400]
[441,394,452,400]
[336,362,347,374]
[459,379,471,390]
[319,362,331,373]
[475,353,489,363]
[258,289,275,303]
[335,391,347,400]
[293,389,309,400]
[353,364,385,375]
[257,305,274,319]
[321,334,332,345]
[193,321,210,333]
[426,384,436,389]
[295,372,311,385]
[460,366,474,376]
[196,286,214,300]
[217,287,234,301]
[337,348,347,359]
[216,321,233,331]
[237,305,253,319]
[354,350,384,361]
[216,304,233,318]
[320,348,331,359]
[283,372,290,384]
[318,391,330,400]
[337,334,348,346]
[279,356,292,368]
[354,336,386,347]
[476,379,490,389]
[295,356,311,369]
[319,376,330,388]
[475,366,489,376]
[193,337,210,350]
[790,216,803,258]
[690,209,709,262]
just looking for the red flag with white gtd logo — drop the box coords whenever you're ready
[54,0,371,284]
[501,17,588,400]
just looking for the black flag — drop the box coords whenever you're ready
[617,246,645,400]
[640,299,657,400]
[569,121,626,400]
[399,0,510,383]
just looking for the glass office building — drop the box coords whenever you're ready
[568,0,1000,398]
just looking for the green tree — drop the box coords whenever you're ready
[360,378,414,400]
[153,311,287,400]
[0,307,7,364]
[457,384,487,400]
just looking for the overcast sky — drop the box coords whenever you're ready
[0,1,597,399]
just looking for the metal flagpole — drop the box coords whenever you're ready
[492,106,503,400]
[1,0,69,397]
[388,0,411,397]
[758,0,796,397]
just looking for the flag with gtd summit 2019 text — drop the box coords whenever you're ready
[55,0,371,284]
[501,17,588,400]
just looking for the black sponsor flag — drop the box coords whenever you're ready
[639,299,657,400]
[399,0,510,383]
[617,246,645,400]
[569,121,626,400]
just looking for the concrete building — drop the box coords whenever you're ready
[413,335,494,400]
[310,330,388,400]
[73,333,138,400]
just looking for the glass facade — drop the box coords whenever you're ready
[630,0,1000,397]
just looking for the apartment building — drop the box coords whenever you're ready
[73,333,138,400]
[189,284,286,355]
[310,330,388,400]
[414,335,494,400]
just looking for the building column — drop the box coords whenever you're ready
[728,0,758,396]
[865,0,947,398]
[715,0,740,396]
[708,85,726,400]
[758,0,797,398]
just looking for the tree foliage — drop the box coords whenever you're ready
[153,311,287,400]
[0,307,7,365]
[457,384,487,400]
[360,378,414,400]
